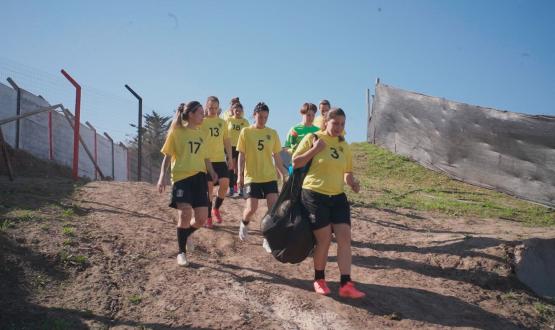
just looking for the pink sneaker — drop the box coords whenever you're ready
[212,209,222,224]
[313,279,331,295]
[204,217,213,229]
[338,282,365,299]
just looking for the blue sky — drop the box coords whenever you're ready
[1,0,554,144]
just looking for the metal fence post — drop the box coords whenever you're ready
[124,84,143,181]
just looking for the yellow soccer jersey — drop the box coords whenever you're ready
[293,131,352,195]
[222,109,233,121]
[236,126,281,184]
[226,117,250,146]
[313,116,346,136]
[201,116,229,162]
[161,127,208,184]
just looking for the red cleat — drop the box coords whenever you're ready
[212,209,222,224]
[313,279,331,295]
[204,217,214,229]
[338,282,365,299]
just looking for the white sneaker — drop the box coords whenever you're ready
[176,253,188,266]
[262,238,272,253]
[239,222,248,241]
[186,237,194,252]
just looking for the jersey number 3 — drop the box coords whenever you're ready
[330,147,339,159]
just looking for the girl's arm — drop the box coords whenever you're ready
[224,138,234,170]
[205,158,218,182]
[292,137,326,169]
[157,155,171,193]
[344,172,360,193]
[273,152,288,181]
[237,151,246,187]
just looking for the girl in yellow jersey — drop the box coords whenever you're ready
[157,101,218,267]
[201,96,233,228]
[226,102,250,197]
[292,108,365,299]
[237,102,287,251]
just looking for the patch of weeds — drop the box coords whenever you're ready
[62,208,75,217]
[501,290,518,301]
[0,219,15,232]
[129,294,142,305]
[4,209,43,222]
[58,250,88,267]
[62,224,75,237]
[534,302,555,319]
[62,238,75,246]
[33,274,47,288]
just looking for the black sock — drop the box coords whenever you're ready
[314,269,325,281]
[214,197,224,209]
[207,203,212,217]
[242,219,249,225]
[177,227,198,254]
[177,228,187,254]
[340,274,352,287]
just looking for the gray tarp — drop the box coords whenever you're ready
[368,83,555,208]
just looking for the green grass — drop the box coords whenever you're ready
[129,294,142,305]
[349,143,555,226]
[0,220,15,232]
[534,302,555,320]
[2,209,43,223]
[58,250,88,266]
[61,224,75,237]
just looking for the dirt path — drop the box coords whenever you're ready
[2,180,555,329]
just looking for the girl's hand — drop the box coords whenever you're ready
[227,159,234,171]
[157,178,165,194]
[210,171,218,183]
[237,174,244,188]
[351,178,360,193]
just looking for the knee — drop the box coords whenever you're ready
[335,232,351,247]
[191,216,205,227]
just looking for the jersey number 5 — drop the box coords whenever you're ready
[188,141,201,154]
[257,139,264,151]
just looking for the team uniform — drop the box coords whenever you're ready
[236,126,282,199]
[293,131,353,229]
[227,117,250,159]
[160,126,210,208]
[201,116,230,180]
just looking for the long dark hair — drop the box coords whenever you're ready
[169,101,202,132]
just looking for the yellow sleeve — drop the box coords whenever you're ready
[237,128,246,153]
[160,130,175,156]
[272,130,281,154]
[292,134,312,158]
[223,119,229,140]
[345,143,353,172]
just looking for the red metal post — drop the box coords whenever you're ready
[48,110,53,160]
[61,69,81,180]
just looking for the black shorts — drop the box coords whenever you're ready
[231,146,239,160]
[245,181,279,199]
[207,161,229,181]
[301,189,351,230]
[169,172,209,209]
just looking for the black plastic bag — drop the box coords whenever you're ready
[260,137,317,264]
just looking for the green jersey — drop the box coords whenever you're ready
[284,124,320,152]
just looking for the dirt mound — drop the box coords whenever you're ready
[1,179,555,329]
[0,144,73,179]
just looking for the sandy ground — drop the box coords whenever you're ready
[1,179,555,329]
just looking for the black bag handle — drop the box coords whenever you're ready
[290,133,318,203]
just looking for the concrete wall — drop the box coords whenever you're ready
[0,82,128,181]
